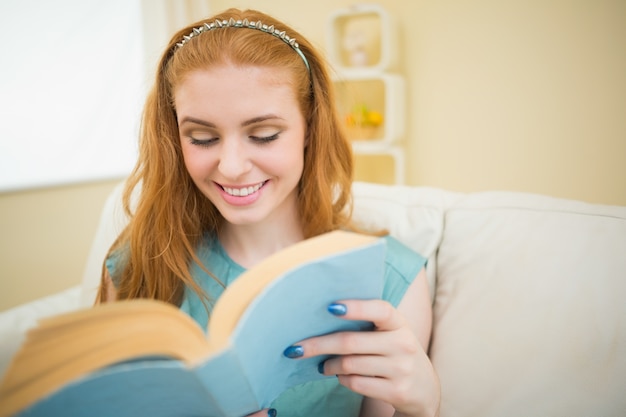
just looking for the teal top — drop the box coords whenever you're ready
[107,235,426,416]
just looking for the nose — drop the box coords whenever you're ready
[217,136,252,179]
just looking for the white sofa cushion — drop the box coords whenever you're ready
[431,191,626,416]
[351,181,463,301]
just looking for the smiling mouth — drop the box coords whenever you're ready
[221,181,267,197]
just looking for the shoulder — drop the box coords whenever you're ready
[380,235,427,307]
[382,235,427,278]
[105,245,129,289]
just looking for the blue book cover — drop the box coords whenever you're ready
[0,230,385,417]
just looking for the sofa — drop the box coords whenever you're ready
[1,181,625,416]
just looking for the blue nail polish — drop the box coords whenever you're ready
[317,360,326,374]
[283,345,304,358]
[267,408,277,417]
[327,303,347,316]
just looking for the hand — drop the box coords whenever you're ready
[286,299,438,416]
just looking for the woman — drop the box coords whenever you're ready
[99,8,440,417]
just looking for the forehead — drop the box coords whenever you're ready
[175,64,295,97]
[174,65,302,121]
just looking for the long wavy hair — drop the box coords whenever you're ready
[97,9,355,306]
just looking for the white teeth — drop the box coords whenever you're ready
[223,182,264,197]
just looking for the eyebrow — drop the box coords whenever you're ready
[179,114,285,128]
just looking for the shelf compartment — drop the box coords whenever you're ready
[326,4,397,73]
[333,73,405,144]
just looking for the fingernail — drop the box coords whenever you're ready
[283,345,304,358]
[317,360,326,374]
[268,409,277,417]
[328,303,347,316]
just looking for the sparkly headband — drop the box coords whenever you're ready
[175,17,311,73]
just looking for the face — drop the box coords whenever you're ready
[175,65,306,229]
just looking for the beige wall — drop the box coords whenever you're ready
[0,180,121,310]
[407,0,626,205]
[1,0,624,311]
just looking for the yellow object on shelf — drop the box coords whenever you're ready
[346,104,383,140]
[345,104,384,140]
[345,104,383,127]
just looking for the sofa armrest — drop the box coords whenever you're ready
[0,286,82,379]
[80,181,129,307]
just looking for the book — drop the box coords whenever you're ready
[0,230,386,417]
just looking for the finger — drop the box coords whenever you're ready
[297,329,400,358]
[296,323,417,360]
[320,345,420,379]
[336,373,400,402]
[320,353,393,379]
[330,299,407,332]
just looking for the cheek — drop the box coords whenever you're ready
[261,143,305,175]
[180,145,214,179]
[278,131,306,164]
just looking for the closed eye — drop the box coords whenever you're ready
[250,132,280,144]
[189,136,218,147]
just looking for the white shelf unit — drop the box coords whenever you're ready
[327,4,406,184]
